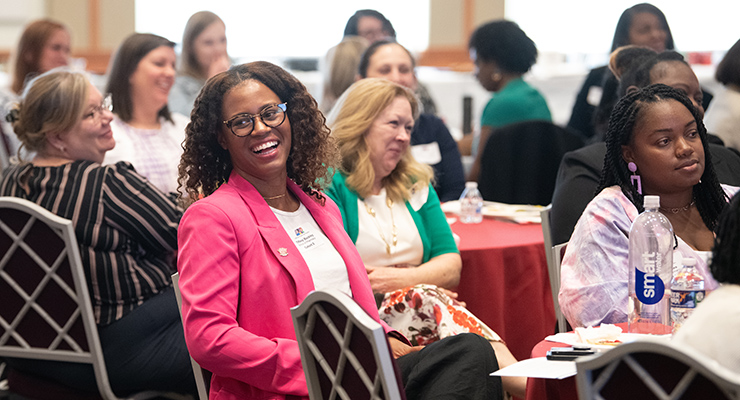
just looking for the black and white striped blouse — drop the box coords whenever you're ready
[1,160,181,326]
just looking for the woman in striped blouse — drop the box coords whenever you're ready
[1,68,195,396]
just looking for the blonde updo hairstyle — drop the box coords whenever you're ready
[9,68,89,158]
[327,78,433,203]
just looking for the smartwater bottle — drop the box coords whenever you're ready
[670,257,704,332]
[459,181,483,224]
[628,195,674,334]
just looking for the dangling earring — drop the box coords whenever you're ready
[628,162,642,194]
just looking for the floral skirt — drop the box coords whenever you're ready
[379,284,502,346]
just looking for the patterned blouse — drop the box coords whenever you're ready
[0,160,181,325]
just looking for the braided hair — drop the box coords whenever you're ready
[711,193,740,284]
[599,83,727,230]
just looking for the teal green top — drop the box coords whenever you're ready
[481,77,552,128]
[324,172,459,264]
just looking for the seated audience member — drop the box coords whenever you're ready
[1,69,194,396]
[705,38,740,151]
[358,41,465,201]
[466,20,552,181]
[559,84,738,328]
[170,11,231,116]
[343,9,438,115]
[320,35,369,113]
[104,33,188,196]
[549,48,740,246]
[673,192,740,372]
[176,61,504,400]
[2,19,71,162]
[325,78,525,398]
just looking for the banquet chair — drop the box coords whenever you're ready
[575,340,740,400]
[550,242,569,333]
[540,205,554,276]
[0,196,184,400]
[477,120,584,206]
[290,289,404,400]
[171,272,211,400]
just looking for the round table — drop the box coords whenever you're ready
[450,216,555,361]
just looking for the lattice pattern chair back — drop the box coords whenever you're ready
[291,289,404,400]
[575,340,740,400]
[0,196,117,399]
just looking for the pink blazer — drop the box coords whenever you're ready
[177,172,396,400]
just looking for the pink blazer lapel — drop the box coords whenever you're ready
[226,173,315,299]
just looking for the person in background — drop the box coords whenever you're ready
[549,48,740,246]
[466,19,552,181]
[673,192,740,372]
[2,19,71,164]
[358,40,465,201]
[176,61,503,400]
[1,68,194,396]
[170,11,231,116]
[343,9,395,45]
[704,38,740,152]
[319,35,369,114]
[325,78,525,398]
[104,33,188,196]
[559,84,737,328]
[567,3,677,141]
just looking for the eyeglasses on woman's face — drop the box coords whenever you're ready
[84,94,113,123]
[222,102,287,137]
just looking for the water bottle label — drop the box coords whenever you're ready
[634,252,665,305]
[670,290,704,309]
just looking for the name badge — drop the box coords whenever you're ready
[411,142,442,165]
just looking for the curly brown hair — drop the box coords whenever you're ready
[178,61,339,207]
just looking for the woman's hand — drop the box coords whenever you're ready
[440,288,466,308]
[388,336,423,359]
[206,54,231,79]
[366,265,415,294]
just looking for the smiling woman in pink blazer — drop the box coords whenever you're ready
[176,62,503,400]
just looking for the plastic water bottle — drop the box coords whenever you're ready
[628,195,673,334]
[459,181,483,224]
[670,257,704,332]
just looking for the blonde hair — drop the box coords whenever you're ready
[321,36,369,113]
[328,78,433,202]
[9,68,89,157]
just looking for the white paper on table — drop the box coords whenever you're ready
[490,357,576,379]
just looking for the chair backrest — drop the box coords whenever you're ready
[291,289,404,400]
[478,120,584,206]
[541,205,554,275]
[576,340,740,400]
[550,242,568,333]
[0,196,117,399]
[171,272,211,400]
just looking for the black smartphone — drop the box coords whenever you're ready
[546,346,595,361]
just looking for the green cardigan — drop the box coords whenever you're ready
[324,172,459,264]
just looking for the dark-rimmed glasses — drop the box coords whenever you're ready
[223,103,288,137]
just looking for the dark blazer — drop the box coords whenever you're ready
[549,142,740,245]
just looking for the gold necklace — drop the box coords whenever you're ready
[364,197,397,255]
[660,200,696,214]
[263,193,287,200]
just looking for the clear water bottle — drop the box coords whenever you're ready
[459,181,483,224]
[628,195,673,334]
[670,257,704,332]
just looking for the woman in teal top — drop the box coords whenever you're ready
[467,20,551,180]
[325,78,526,399]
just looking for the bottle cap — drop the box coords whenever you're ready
[644,195,660,209]
[683,258,697,266]
[465,181,478,188]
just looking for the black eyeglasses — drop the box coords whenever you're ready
[222,103,287,137]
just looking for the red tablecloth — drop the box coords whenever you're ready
[450,217,554,361]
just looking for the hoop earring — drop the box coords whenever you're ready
[628,162,642,194]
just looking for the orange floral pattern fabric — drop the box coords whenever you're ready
[379,284,501,346]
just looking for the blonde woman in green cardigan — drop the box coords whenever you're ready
[325,78,525,399]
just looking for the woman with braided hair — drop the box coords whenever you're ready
[559,83,737,328]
